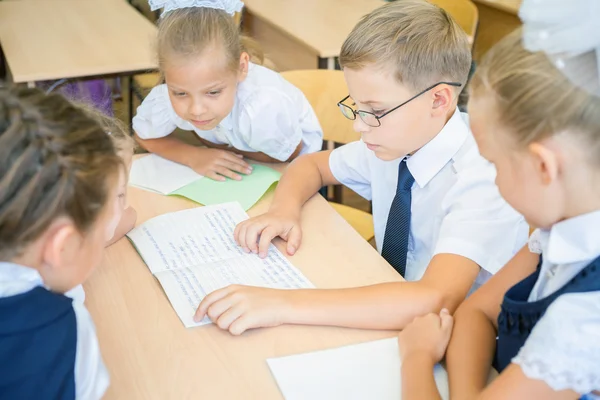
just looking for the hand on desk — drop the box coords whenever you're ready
[234,208,303,258]
[188,147,252,182]
[194,285,290,335]
[397,309,454,364]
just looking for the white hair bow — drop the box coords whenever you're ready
[149,0,244,15]
[519,0,600,96]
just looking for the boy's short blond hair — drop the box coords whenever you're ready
[340,0,471,92]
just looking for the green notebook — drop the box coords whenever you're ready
[129,154,281,210]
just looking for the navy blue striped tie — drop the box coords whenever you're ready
[381,159,414,277]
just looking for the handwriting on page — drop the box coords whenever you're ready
[127,203,248,274]
[126,203,314,328]
[155,251,313,327]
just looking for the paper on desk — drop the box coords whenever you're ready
[126,202,313,328]
[267,338,497,400]
[170,164,281,210]
[129,154,202,194]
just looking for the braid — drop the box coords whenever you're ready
[0,85,122,260]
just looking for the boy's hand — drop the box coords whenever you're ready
[186,147,252,181]
[194,285,290,335]
[398,309,454,364]
[234,208,302,258]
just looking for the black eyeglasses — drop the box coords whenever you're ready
[337,81,462,127]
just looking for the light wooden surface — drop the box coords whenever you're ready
[281,70,360,145]
[84,160,400,399]
[0,0,157,83]
[429,0,479,47]
[243,0,382,70]
[473,0,520,15]
[472,0,522,60]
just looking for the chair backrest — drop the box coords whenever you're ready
[281,70,360,145]
[428,0,479,48]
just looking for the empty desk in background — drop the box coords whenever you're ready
[0,0,157,118]
[243,0,383,71]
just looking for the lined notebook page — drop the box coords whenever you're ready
[127,203,313,327]
[129,154,202,194]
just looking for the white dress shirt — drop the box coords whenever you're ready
[133,63,323,161]
[329,109,528,289]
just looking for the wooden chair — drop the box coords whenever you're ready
[281,70,375,242]
[428,0,479,49]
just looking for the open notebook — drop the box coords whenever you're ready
[129,154,281,210]
[126,202,313,327]
[267,337,497,400]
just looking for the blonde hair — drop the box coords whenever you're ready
[470,29,600,160]
[0,86,122,260]
[157,7,264,72]
[339,0,471,92]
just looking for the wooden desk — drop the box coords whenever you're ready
[472,0,522,60]
[243,0,383,71]
[85,163,401,399]
[0,0,157,85]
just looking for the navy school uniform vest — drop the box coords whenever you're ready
[494,255,600,376]
[0,286,77,400]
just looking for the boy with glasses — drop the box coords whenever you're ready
[193,0,528,335]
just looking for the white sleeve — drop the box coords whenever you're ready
[132,84,178,140]
[238,89,303,161]
[73,302,109,400]
[433,160,528,274]
[328,141,373,200]
[512,292,600,395]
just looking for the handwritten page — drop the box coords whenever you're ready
[129,154,202,194]
[267,338,498,400]
[127,203,313,328]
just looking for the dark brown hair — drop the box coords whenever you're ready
[0,86,122,260]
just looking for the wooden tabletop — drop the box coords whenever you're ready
[85,161,401,399]
[243,0,383,59]
[0,0,158,83]
[473,0,521,15]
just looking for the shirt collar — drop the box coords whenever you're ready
[0,262,44,297]
[541,209,600,265]
[406,108,469,188]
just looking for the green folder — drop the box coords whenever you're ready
[170,164,281,210]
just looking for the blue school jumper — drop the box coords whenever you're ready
[0,286,77,400]
[494,255,600,399]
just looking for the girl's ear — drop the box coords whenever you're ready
[238,52,250,82]
[528,141,559,186]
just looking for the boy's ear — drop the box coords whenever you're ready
[431,84,454,115]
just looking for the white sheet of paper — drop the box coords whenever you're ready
[129,154,202,194]
[127,202,313,328]
[267,338,497,400]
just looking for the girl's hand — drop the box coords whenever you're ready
[187,147,253,181]
[194,285,291,335]
[398,309,454,364]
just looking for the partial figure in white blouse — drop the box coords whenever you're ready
[0,86,126,399]
[133,0,323,181]
[397,1,600,399]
